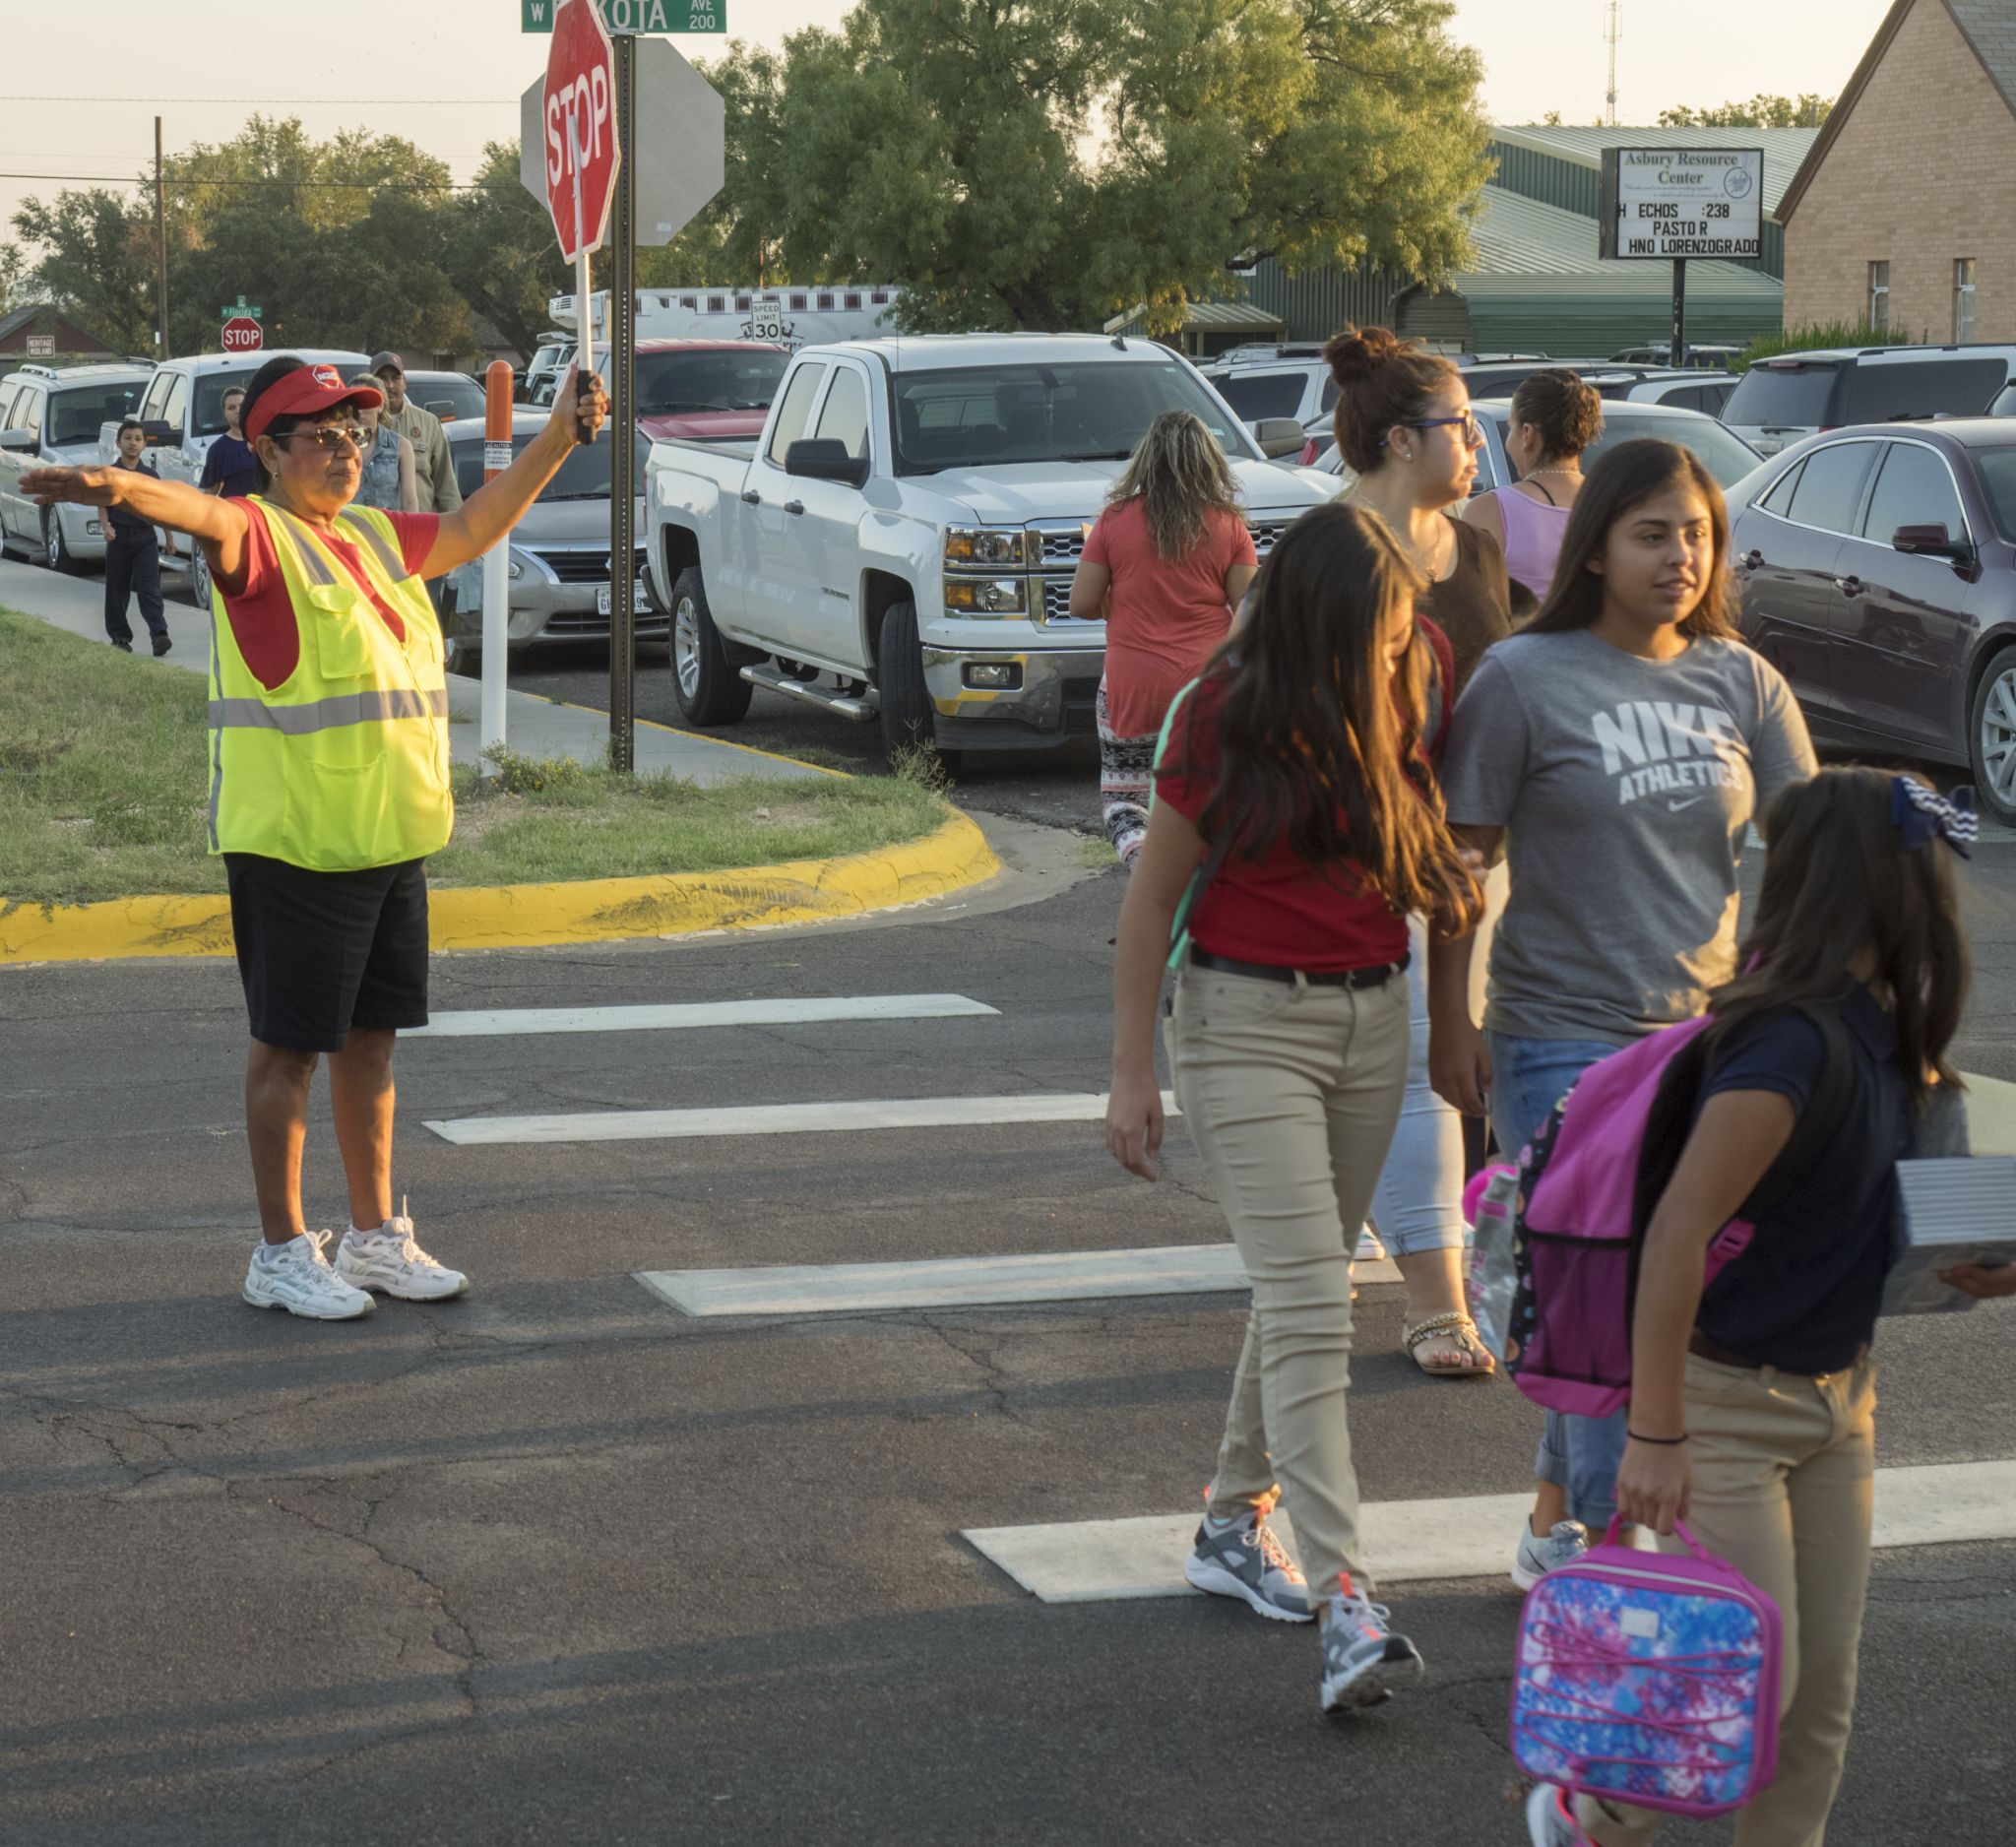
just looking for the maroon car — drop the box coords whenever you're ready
[571,339,788,445]
[1729,417,2016,823]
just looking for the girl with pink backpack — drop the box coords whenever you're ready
[1525,765,1975,1846]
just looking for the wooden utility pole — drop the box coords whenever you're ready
[154,116,170,355]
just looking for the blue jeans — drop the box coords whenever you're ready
[1367,919,1466,1256]
[1488,1030,1629,1533]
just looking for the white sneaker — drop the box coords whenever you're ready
[243,1232,375,1320]
[1354,1226,1386,1262]
[336,1209,469,1302]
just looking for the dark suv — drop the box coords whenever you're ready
[1728,417,2016,820]
[1724,344,2016,458]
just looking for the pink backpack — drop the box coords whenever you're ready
[1512,1519,1784,1817]
[1496,1007,1852,1418]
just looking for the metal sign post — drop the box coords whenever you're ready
[1671,260,1687,371]
[607,29,638,772]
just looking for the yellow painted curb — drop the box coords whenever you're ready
[0,809,1000,965]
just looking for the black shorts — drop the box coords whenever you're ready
[224,854,430,1052]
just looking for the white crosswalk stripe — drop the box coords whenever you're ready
[407,992,1000,1039]
[424,1089,1179,1147]
[637,1244,1403,1315]
[965,1459,2016,1600]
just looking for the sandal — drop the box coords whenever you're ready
[1404,1310,1496,1379]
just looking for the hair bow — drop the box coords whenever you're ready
[1891,777,1977,860]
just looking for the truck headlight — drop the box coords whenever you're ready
[941,576,1027,615]
[507,558,524,580]
[944,528,1031,568]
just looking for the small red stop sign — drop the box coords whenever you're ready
[221,316,263,354]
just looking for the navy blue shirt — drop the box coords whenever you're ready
[199,434,260,499]
[106,457,159,544]
[1693,985,1911,1372]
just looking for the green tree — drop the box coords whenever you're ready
[12,117,474,364]
[441,142,575,359]
[1660,93,1832,128]
[10,189,158,355]
[702,0,1490,335]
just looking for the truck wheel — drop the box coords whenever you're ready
[186,542,213,609]
[43,509,86,576]
[876,601,959,772]
[669,566,753,727]
[1969,644,2016,826]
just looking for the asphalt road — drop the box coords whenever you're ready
[5,827,2016,1845]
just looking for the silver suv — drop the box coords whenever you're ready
[0,362,152,572]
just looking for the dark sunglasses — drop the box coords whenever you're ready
[274,421,367,455]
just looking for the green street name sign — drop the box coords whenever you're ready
[220,297,263,320]
[522,0,724,32]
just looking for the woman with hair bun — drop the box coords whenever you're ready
[1325,323,1513,1379]
[1463,367,1604,612]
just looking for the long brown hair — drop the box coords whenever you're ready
[1174,502,1482,932]
[1323,324,1461,476]
[1107,411,1244,563]
[1525,438,1739,642]
[1708,767,1970,1108]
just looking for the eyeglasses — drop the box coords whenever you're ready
[1397,413,1483,445]
[274,422,367,455]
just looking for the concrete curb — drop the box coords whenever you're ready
[0,809,1000,965]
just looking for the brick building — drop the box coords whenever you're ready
[1780,0,2016,341]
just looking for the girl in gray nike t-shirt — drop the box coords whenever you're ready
[1428,437,1816,1581]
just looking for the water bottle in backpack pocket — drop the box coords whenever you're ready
[1511,1518,1784,1818]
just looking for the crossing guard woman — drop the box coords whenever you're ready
[24,354,609,1321]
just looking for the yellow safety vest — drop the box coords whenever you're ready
[207,498,453,871]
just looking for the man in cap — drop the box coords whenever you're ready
[23,353,609,1321]
[371,350,462,518]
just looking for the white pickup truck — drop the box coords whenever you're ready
[644,333,1341,761]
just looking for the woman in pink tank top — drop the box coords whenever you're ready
[1462,369,1603,615]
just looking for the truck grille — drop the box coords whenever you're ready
[1027,516,1295,567]
[1040,578,1088,624]
[531,544,650,584]
[543,606,670,639]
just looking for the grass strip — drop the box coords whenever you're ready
[0,607,946,906]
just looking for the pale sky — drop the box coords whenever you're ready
[2,0,1895,267]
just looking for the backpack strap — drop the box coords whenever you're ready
[1151,677,1234,973]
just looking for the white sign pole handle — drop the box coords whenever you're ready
[570,109,594,441]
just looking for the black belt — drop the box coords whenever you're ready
[1188,949,1408,989]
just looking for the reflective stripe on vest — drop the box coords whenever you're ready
[208,687,449,733]
[206,497,452,869]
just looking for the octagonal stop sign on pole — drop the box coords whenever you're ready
[220,316,262,354]
[541,0,619,429]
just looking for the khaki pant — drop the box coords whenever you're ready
[1579,1354,1878,1847]
[1170,963,1411,1601]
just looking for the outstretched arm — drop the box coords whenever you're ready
[23,463,251,582]
[418,366,607,579]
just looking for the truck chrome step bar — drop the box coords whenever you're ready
[739,664,881,722]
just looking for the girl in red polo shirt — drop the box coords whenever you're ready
[1105,500,1481,1714]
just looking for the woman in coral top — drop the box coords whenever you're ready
[1069,412,1258,866]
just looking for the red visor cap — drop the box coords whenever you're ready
[244,364,385,445]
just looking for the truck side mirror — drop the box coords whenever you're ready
[784,437,869,488]
[141,418,177,446]
[0,428,33,452]
[1250,416,1307,459]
